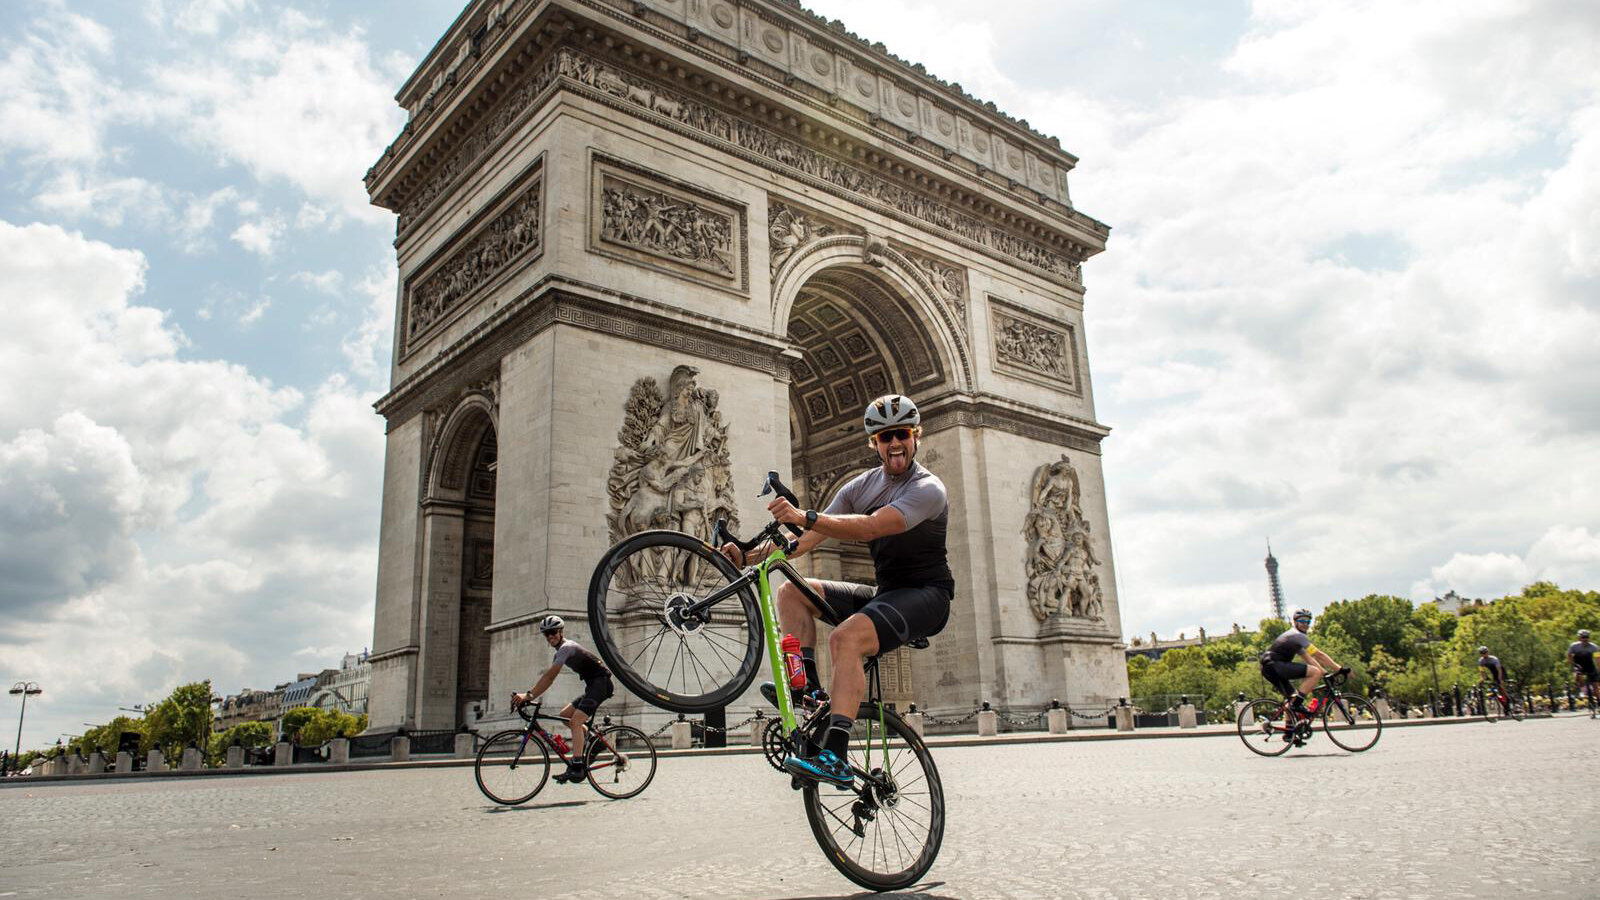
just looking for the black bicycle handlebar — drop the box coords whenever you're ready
[712,470,810,556]
[759,470,807,539]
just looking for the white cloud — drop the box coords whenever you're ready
[229,216,284,256]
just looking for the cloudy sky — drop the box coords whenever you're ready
[3,0,1597,749]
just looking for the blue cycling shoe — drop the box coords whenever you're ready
[782,749,853,788]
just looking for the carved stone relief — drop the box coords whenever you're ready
[989,298,1079,391]
[1024,455,1104,623]
[898,246,968,338]
[768,199,857,277]
[606,366,740,585]
[406,174,542,349]
[591,157,748,293]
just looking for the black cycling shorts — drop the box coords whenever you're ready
[1577,664,1598,683]
[817,580,951,655]
[573,676,614,716]
[1261,660,1308,696]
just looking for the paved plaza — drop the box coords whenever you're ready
[3,716,1596,899]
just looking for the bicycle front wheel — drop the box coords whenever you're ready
[1237,699,1294,757]
[587,530,763,713]
[1321,694,1382,752]
[586,724,658,800]
[474,730,550,805]
[802,703,944,892]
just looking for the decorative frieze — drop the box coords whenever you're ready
[988,296,1079,392]
[768,199,856,277]
[1024,455,1105,623]
[590,156,748,294]
[405,166,543,350]
[897,246,968,339]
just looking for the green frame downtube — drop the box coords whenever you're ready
[757,548,799,732]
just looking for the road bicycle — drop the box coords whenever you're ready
[1237,670,1382,757]
[473,700,657,804]
[1574,671,1600,719]
[1478,681,1524,723]
[586,470,944,892]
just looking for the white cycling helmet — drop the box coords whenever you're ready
[538,615,565,634]
[863,394,920,437]
[1292,608,1313,622]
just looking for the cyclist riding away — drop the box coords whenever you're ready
[1569,629,1598,713]
[1477,645,1509,697]
[511,615,615,784]
[721,394,953,787]
[1260,608,1346,726]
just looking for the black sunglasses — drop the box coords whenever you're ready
[873,428,914,444]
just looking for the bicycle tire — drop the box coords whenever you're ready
[587,530,763,713]
[802,702,944,892]
[1508,696,1526,722]
[474,729,550,805]
[585,724,658,800]
[1321,694,1382,752]
[1237,699,1294,757]
[1483,689,1500,723]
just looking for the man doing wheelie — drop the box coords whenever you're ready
[511,615,615,784]
[721,394,953,787]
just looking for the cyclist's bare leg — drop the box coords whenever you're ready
[561,703,588,756]
[826,613,879,734]
[1297,664,1324,698]
[776,579,824,648]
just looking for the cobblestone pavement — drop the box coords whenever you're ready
[3,716,1596,899]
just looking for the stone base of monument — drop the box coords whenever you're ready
[1177,704,1198,729]
[390,736,410,762]
[147,749,165,772]
[274,742,292,767]
[670,720,692,750]
[1046,708,1069,733]
[86,752,106,774]
[453,733,474,759]
[116,751,133,773]
[225,746,244,768]
[181,748,201,771]
[329,738,350,764]
[977,709,998,737]
[1114,706,1135,732]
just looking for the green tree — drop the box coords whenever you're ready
[280,707,321,744]
[1315,594,1415,665]
[207,721,275,765]
[143,680,216,760]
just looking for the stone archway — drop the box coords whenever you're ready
[417,394,498,730]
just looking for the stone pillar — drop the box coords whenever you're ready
[225,746,245,768]
[86,752,106,774]
[1233,701,1254,727]
[67,755,83,776]
[977,705,998,737]
[115,751,133,773]
[453,733,474,759]
[1114,705,1135,732]
[1372,698,1393,720]
[749,715,768,747]
[274,741,293,767]
[181,747,202,771]
[391,735,411,762]
[1177,703,1198,729]
[147,749,165,772]
[904,709,925,738]
[670,719,692,750]
[1046,707,1068,734]
[329,738,351,764]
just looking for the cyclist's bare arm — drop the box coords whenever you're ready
[767,495,908,542]
[1308,649,1339,672]
[512,664,561,705]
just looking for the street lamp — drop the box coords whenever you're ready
[9,681,42,761]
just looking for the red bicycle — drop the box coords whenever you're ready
[473,701,657,804]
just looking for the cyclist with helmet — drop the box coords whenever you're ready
[1569,629,1599,715]
[511,615,614,783]
[1476,646,1509,698]
[721,394,954,787]
[1259,608,1347,728]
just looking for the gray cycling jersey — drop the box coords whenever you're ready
[1478,655,1505,677]
[552,639,610,682]
[824,461,954,592]
[1264,629,1312,663]
[1571,641,1598,669]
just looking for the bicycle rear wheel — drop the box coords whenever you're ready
[474,730,550,805]
[1483,688,1500,723]
[585,724,658,800]
[1321,694,1382,752]
[1237,699,1294,757]
[587,530,762,713]
[802,703,944,892]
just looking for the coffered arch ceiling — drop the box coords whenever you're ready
[786,265,946,452]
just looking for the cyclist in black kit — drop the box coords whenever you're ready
[721,394,953,787]
[1569,629,1599,715]
[1477,646,1509,696]
[511,615,615,783]
[1259,608,1347,727]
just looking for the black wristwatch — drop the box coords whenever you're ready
[804,509,818,529]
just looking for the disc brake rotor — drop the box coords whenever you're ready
[662,593,705,636]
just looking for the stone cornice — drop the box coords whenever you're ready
[367,4,1110,257]
[375,276,789,427]
[366,645,421,664]
[920,393,1110,456]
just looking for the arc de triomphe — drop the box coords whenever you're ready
[363,0,1128,734]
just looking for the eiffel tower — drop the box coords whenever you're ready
[1265,541,1285,621]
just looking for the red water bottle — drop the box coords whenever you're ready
[781,633,806,690]
[552,734,569,754]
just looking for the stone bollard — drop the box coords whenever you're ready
[1114,705,1135,732]
[977,704,998,737]
[670,719,692,750]
[87,752,107,774]
[330,738,351,765]
[181,747,202,771]
[904,707,925,737]
[390,735,410,762]
[1372,698,1393,720]
[274,741,293,767]
[1046,707,1069,734]
[453,733,474,759]
[749,714,767,747]
[225,746,245,768]
[1234,701,1255,727]
[1177,703,1198,729]
[147,749,165,772]
[116,751,133,773]
[66,755,83,776]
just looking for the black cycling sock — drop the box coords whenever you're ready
[801,648,820,692]
[823,713,853,759]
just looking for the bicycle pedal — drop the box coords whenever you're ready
[790,776,805,791]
